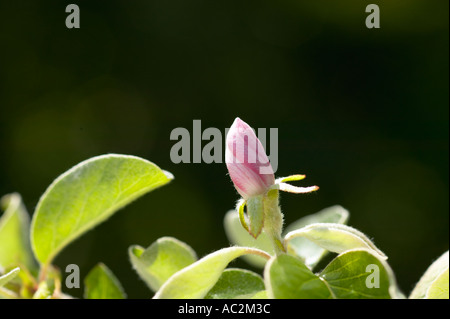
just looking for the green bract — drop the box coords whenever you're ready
[246,195,265,238]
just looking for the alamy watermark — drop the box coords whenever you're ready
[169,120,278,174]
[65,264,80,289]
[365,264,380,288]
[366,4,380,29]
[65,4,80,29]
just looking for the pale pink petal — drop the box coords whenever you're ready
[225,118,275,199]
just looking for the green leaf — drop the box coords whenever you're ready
[410,251,449,299]
[31,154,173,265]
[129,237,197,292]
[320,249,398,299]
[223,210,274,268]
[205,268,265,299]
[284,205,349,269]
[0,193,36,270]
[0,267,20,287]
[285,223,386,261]
[153,246,271,299]
[0,267,20,299]
[264,254,332,299]
[426,268,449,299]
[84,263,126,299]
[251,290,268,299]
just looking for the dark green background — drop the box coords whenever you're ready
[0,1,448,298]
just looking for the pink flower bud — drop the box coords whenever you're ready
[225,118,275,199]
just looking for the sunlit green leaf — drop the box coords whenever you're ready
[285,223,386,261]
[0,194,36,270]
[154,246,270,299]
[129,237,197,292]
[251,290,268,299]
[31,154,173,265]
[284,205,349,269]
[0,288,17,299]
[264,254,332,299]
[426,268,449,299]
[410,251,449,299]
[223,210,274,268]
[205,268,265,299]
[0,267,20,288]
[275,174,306,184]
[320,249,398,299]
[84,263,126,299]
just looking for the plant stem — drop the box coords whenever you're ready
[38,263,48,283]
[263,190,286,255]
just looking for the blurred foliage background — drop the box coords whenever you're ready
[0,1,448,298]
